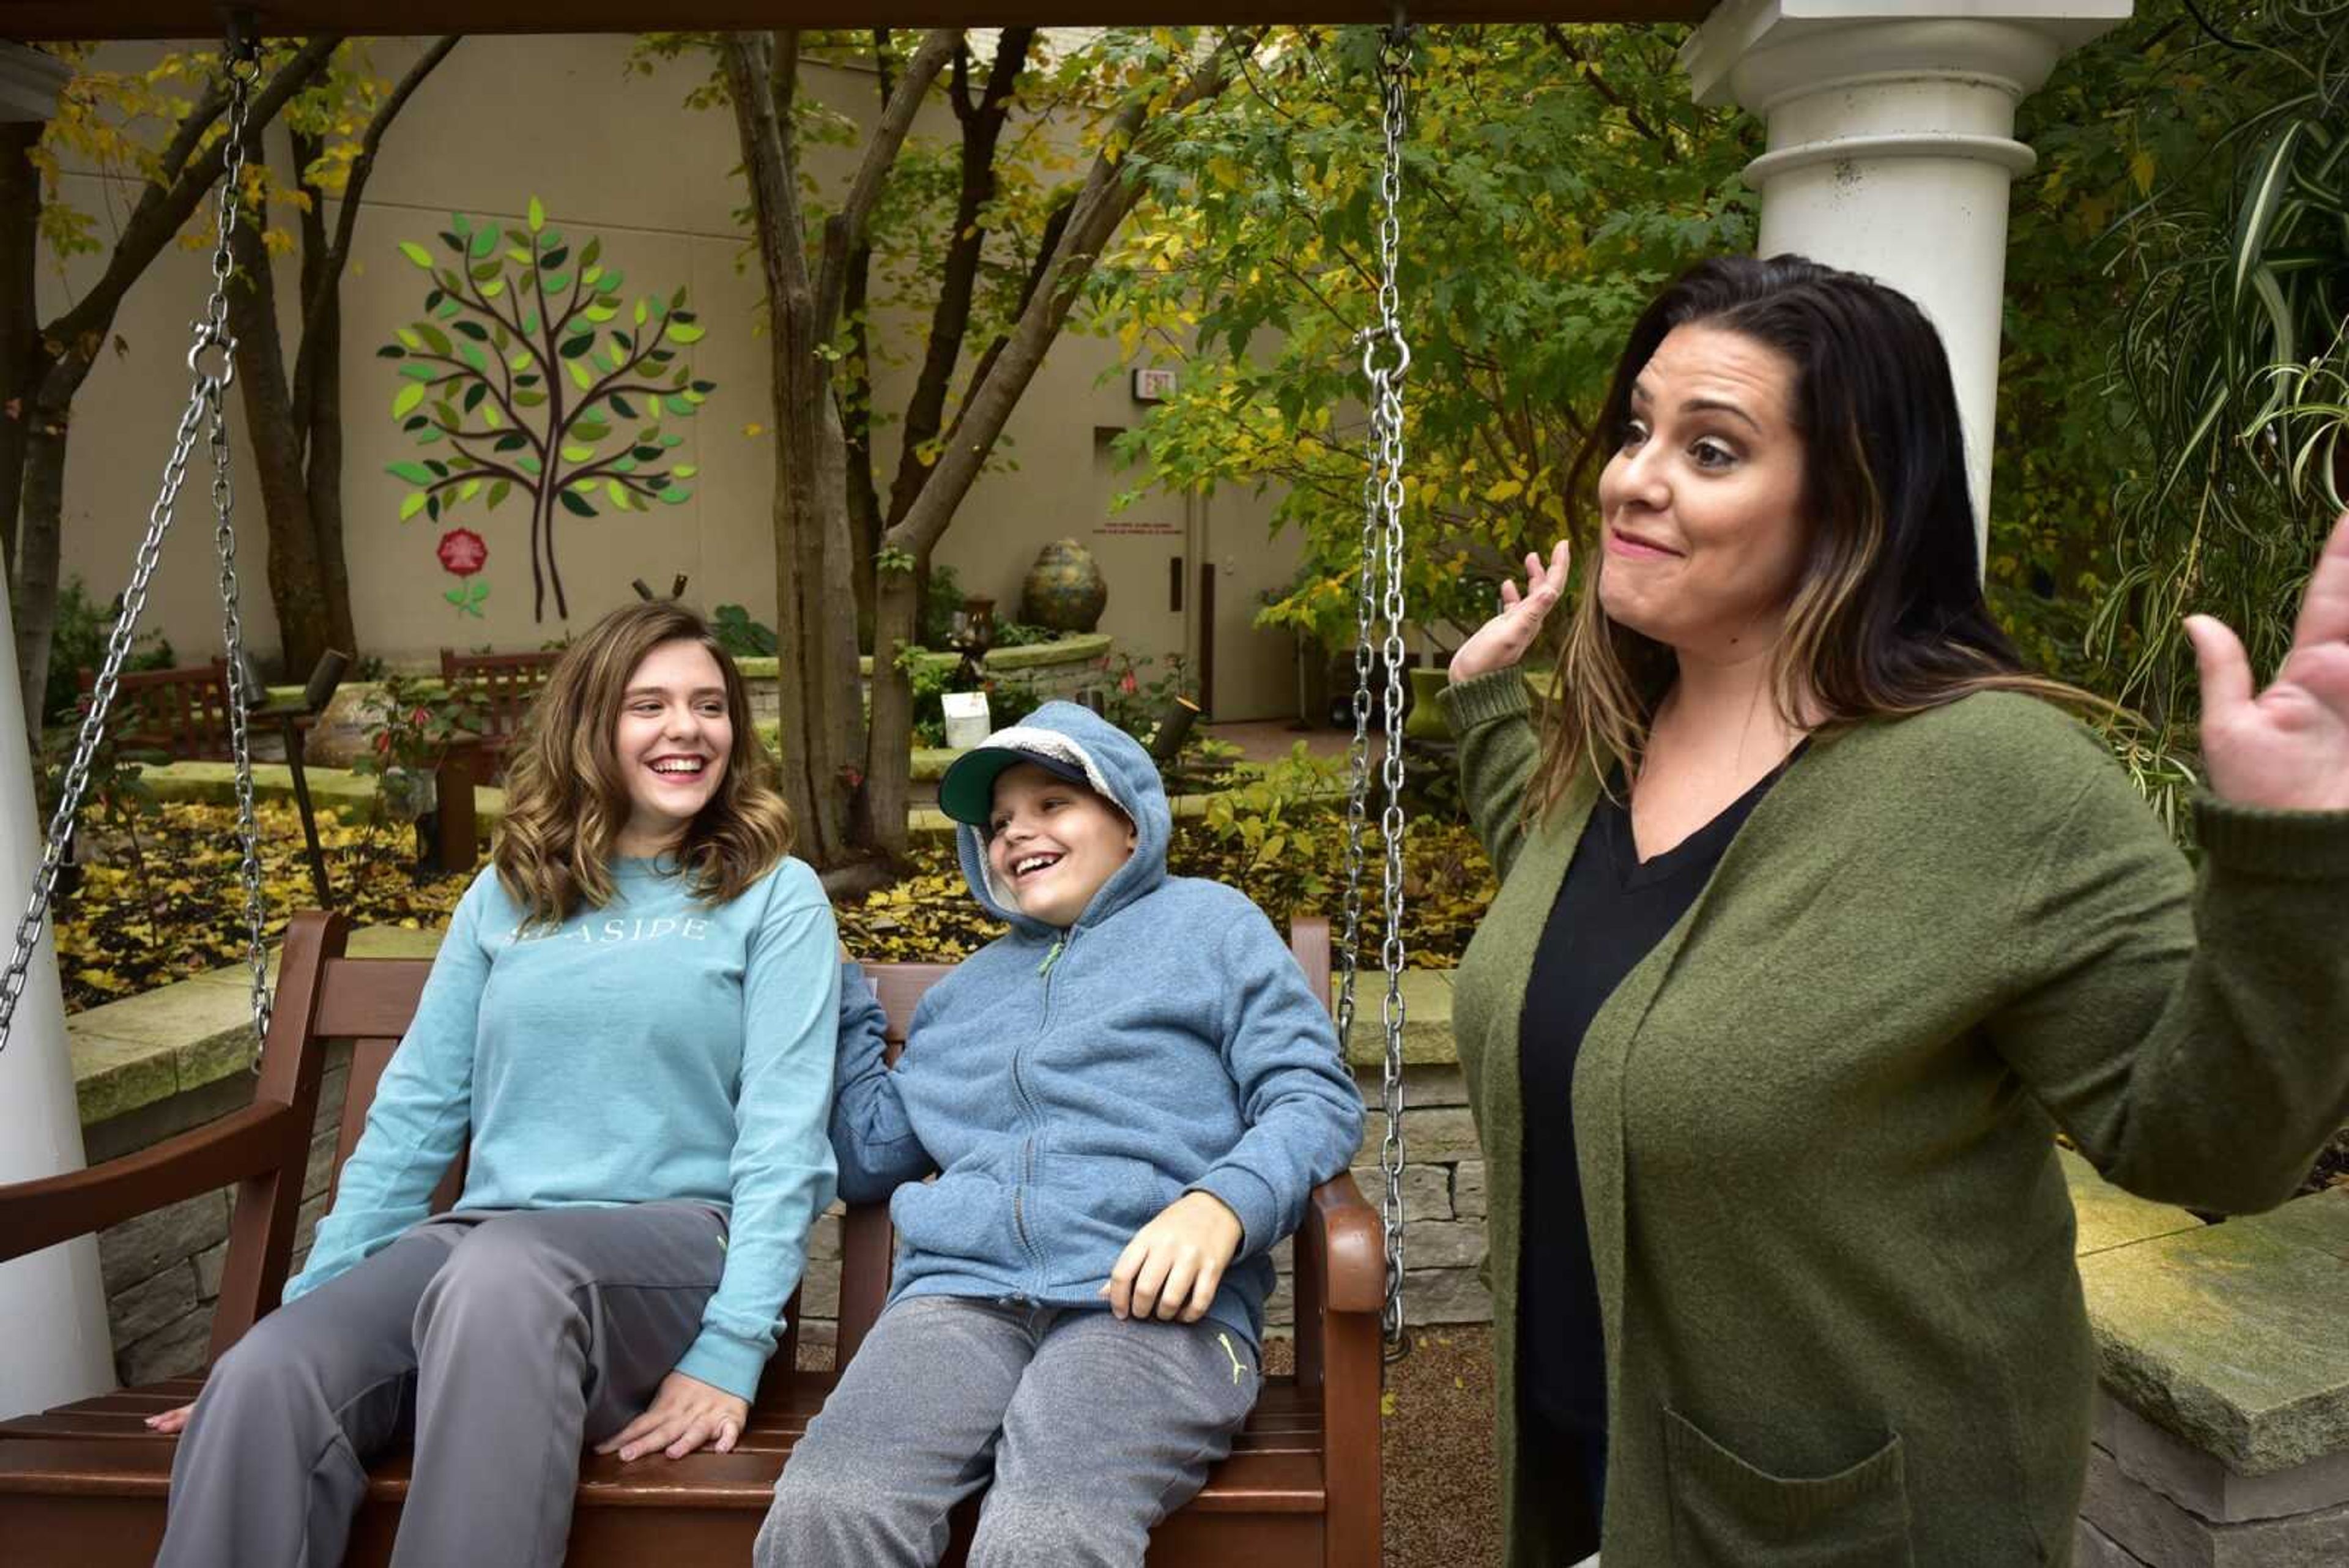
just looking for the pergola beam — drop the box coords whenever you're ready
[7,1,1715,40]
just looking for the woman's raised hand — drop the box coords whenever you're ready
[2186,508,2349,813]
[1449,541,1571,685]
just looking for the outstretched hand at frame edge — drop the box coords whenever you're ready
[2185,508,2349,814]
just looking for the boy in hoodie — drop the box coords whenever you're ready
[755,701,1364,1568]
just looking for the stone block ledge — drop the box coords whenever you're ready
[2080,1185,2349,1478]
[72,926,448,1126]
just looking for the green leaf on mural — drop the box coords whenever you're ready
[459,342,488,374]
[584,303,618,324]
[459,478,481,502]
[543,272,571,294]
[393,383,425,419]
[608,480,637,510]
[481,278,507,299]
[528,196,546,233]
[560,335,595,359]
[514,388,547,408]
[387,461,434,485]
[663,394,694,416]
[673,464,699,479]
[566,360,595,392]
[396,327,422,351]
[482,403,503,430]
[612,395,637,418]
[633,299,648,327]
[487,479,512,510]
[581,237,601,271]
[572,418,610,440]
[399,241,434,270]
[444,580,488,618]
[453,319,489,341]
[659,484,691,506]
[416,323,452,357]
[558,489,596,518]
[470,226,497,261]
[541,247,569,271]
[399,491,428,521]
[518,453,543,475]
[462,382,488,412]
[560,444,594,463]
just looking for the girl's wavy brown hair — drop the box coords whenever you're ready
[1531,255,2104,820]
[493,601,793,929]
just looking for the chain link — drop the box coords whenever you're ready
[1338,21,1414,1361]
[0,41,272,1061]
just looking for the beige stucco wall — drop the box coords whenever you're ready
[48,35,1304,719]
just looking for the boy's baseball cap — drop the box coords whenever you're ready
[937,743,1096,827]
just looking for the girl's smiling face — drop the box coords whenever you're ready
[984,762,1135,927]
[612,638,732,857]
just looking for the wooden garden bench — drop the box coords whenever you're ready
[76,660,240,760]
[0,912,1382,1567]
[439,646,559,771]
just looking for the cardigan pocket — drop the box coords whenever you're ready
[1663,1406,1915,1568]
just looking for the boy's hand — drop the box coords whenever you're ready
[1105,1191,1244,1323]
[596,1370,749,1462]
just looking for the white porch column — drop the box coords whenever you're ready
[0,39,116,1417]
[1681,0,2131,549]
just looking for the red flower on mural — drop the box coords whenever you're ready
[436,527,488,578]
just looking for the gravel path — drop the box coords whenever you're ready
[1267,1323,1504,1567]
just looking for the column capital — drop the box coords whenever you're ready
[1682,0,2131,116]
[0,42,72,124]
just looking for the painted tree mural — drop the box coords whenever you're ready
[378,197,713,621]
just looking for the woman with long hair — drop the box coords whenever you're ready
[147,600,841,1567]
[1443,253,2349,1565]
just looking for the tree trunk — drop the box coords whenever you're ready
[304,277,354,656]
[864,559,923,858]
[860,32,1258,836]
[15,358,84,731]
[0,122,42,588]
[228,191,331,677]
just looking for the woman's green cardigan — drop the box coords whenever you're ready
[1440,669,2349,1567]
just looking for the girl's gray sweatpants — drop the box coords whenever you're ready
[155,1200,728,1568]
[757,1293,1261,1568]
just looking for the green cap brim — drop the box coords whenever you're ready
[937,746,1093,827]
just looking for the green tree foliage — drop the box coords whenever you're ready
[1093,25,1760,652]
[376,199,713,622]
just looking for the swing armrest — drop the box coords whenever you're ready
[1304,1172,1383,1314]
[0,1101,301,1265]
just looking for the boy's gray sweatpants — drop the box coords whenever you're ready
[757,1294,1260,1568]
[156,1200,728,1568]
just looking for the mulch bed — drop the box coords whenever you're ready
[52,801,471,1013]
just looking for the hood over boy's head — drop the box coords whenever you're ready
[939,702,1171,932]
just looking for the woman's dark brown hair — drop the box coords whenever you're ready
[1532,253,2097,816]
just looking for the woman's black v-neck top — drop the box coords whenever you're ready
[1516,749,1802,1433]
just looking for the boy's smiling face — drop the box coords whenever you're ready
[985,761,1136,928]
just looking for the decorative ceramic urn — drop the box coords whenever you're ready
[1020,538,1108,633]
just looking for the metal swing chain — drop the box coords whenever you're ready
[1335,20,1414,1361]
[0,39,273,1063]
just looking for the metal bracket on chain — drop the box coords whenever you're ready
[0,28,273,1066]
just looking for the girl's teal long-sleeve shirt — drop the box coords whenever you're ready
[285,855,841,1401]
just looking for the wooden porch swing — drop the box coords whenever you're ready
[0,4,1707,1564]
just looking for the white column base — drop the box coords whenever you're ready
[0,604,116,1414]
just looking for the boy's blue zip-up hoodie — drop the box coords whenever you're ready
[831,702,1364,1348]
